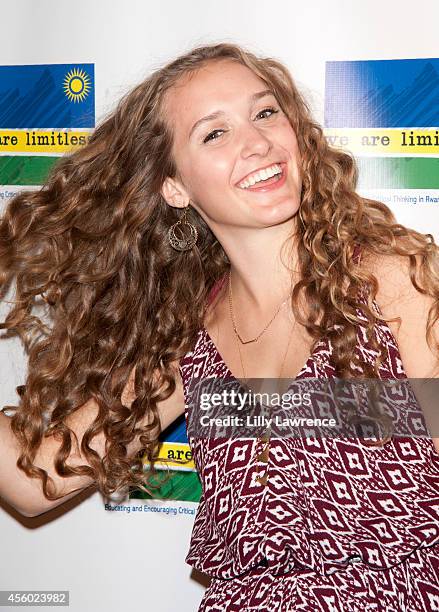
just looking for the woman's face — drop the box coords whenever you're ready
[161,59,302,231]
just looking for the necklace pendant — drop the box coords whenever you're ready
[255,472,269,486]
[255,446,270,463]
[237,334,259,345]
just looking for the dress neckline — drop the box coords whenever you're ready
[202,261,406,382]
[203,271,323,381]
[200,324,318,382]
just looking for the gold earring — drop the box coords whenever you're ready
[167,203,198,251]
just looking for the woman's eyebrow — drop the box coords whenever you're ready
[188,89,274,139]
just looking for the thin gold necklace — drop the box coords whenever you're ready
[234,326,295,483]
[228,270,291,344]
[228,272,297,485]
[227,268,296,379]
[233,317,296,381]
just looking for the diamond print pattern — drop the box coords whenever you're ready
[177,263,439,610]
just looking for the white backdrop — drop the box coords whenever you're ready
[1,1,438,611]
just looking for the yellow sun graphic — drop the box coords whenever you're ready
[63,68,91,103]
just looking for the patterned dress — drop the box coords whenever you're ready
[178,271,439,612]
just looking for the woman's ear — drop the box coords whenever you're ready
[161,176,189,209]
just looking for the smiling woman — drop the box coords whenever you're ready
[0,42,438,611]
[160,59,303,237]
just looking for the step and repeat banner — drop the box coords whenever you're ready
[325,57,439,235]
[1,1,438,611]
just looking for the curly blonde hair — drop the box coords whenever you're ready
[1,42,438,502]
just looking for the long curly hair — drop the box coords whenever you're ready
[1,42,438,503]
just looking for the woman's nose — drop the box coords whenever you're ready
[239,124,272,158]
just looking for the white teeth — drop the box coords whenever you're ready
[238,164,282,189]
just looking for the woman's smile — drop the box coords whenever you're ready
[235,161,288,192]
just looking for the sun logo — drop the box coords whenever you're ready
[63,68,91,103]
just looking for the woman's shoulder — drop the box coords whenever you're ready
[360,245,439,378]
[359,244,430,318]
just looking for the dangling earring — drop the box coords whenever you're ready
[167,203,198,251]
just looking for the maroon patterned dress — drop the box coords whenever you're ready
[178,271,439,612]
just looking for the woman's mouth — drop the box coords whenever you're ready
[236,162,287,193]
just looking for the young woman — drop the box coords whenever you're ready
[1,43,438,611]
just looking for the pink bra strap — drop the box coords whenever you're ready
[207,272,228,306]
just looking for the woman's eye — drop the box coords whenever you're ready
[203,129,224,144]
[256,107,279,120]
[202,108,279,143]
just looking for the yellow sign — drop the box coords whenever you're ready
[0,130,92,153]
[324,128,439,155]
[144,442,195,471]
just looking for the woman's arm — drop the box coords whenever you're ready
[0,364,185,518]
[368,252,439,454]
[0,398,105,517]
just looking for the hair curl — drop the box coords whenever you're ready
[1,42,438,503]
